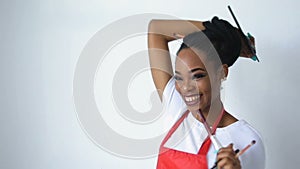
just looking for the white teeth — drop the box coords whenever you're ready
[184,95,200,102]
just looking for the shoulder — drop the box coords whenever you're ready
[217,120,264,148]
[161,76,187,123]
[162,76,185,109]
[161,76,176,102]
[222,120,262,138]
[217,120,266,169]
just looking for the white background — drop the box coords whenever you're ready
[1,0,300,168]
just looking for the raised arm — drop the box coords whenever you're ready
[147,20,205,101]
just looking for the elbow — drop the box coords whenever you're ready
[148,19,159,33]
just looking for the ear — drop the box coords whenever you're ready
[222,64,229,78]
[217,64,229,80]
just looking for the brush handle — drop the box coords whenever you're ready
[210,135,223,151]
[197,110,223,151]
[228,5,259,61]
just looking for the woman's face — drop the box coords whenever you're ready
[175,48,222,113]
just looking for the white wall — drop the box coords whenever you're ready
[1,0,299,168]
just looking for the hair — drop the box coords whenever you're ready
[177,17,241,67]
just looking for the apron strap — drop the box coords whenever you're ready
[160,110,190,147]
[197,108,226,155]
[211,108,225,134]
[160,108,226,152]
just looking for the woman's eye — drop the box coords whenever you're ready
[174,76,182,81]
[192,74,206,80]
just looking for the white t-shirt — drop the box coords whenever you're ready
[161,77,265,169]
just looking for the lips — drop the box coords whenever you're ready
[183,94,201,106]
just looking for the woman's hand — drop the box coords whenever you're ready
[216,144,241,169]
[238,32,256,58]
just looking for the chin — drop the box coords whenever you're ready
[186,105,201,113]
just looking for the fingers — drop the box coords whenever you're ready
[216,144,241,169]
[239,32,256,58]
[247,33,255,46]
[173,33,185,39]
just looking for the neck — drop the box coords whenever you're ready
[202,98,223,118]
[190,96,226,126]
[201,97,238,127]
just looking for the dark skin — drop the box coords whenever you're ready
[175,48,240,169]
[148,19,255,169]
[175,48,237,127]
[238,31,256,58]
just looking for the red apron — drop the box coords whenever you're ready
[156,110,224,169]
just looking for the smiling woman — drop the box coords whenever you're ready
[148,17,265,169]
[174,48,223,116]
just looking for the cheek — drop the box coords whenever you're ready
[196,79,211,92]
[205,79,221,99]
[175,81,181,94]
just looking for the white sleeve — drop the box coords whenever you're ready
[208,120,266,169]
[161,77,187,127]
[238,124,266,169]
[221,121,266,169]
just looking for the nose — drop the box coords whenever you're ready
[181,79,196,92]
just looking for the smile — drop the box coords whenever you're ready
[184,94,201,106]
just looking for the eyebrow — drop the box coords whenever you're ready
[175,68,206,75]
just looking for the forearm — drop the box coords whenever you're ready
[147,19,205,100]
[148,19,205,42]
[147,19,205,69]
